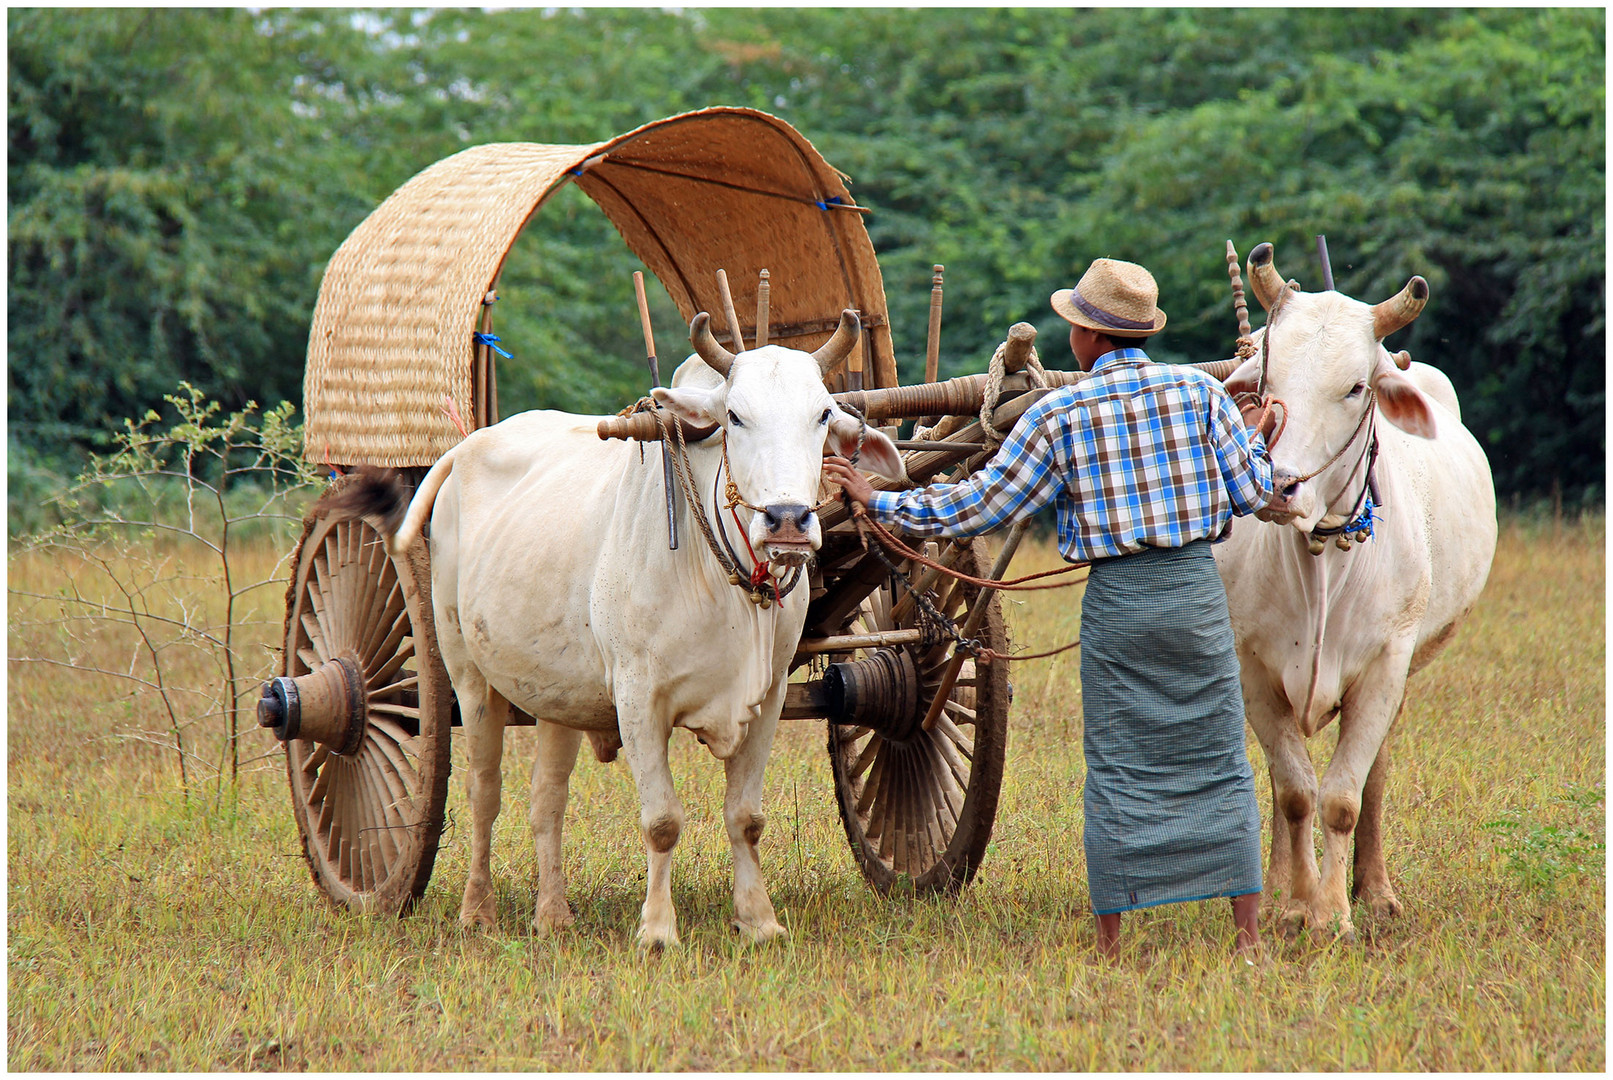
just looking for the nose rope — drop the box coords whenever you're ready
[712,454,796,606]
[1292,389,1377,486]
[655,408,801,608]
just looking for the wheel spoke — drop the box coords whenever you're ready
[300,610,329,665]
[354,750,393,883]
[360,744,404,864]
[364,601,410,678]
[922,732,964,830]
[369,635,416,692]
[361,575,403,667]
[849,732,881,781]
[370,674,420,700]
[935,712,975,763]
[875,746,899,863]
[855,736,887,820]
[350,757,378,890]
[299,741,330,780]
[367,730,418,828]
[369,717,423,792]
[318,535,345,635]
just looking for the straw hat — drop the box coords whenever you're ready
[1050,258,1167,337]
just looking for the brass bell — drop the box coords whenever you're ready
[1353,528,1371,544]
[757,595,772,610]
[1335,535,1352,551]
[729,571,743,586]
[1307,535,1326,556]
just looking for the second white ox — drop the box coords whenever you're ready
[1215,243,1496,941]
[341,310,902,946]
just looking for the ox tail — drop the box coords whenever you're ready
[319,451,458,557]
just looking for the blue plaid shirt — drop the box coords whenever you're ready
[867,349,1273,562]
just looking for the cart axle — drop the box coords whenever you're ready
[825,647,923,742]
[258,656,368,755]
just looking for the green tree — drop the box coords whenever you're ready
[8,8,1602,505]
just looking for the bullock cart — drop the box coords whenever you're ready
[262,108,1117,916]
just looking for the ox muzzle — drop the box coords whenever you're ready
[754,501,819,561]
[1256,467,1309,527]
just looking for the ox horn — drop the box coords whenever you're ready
[689,311,737,379]
[1245,242,1290,312]
[1371,276,1430,339]
[811,309,862,376]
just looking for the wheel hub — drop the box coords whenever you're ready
[258,655,367,755]
[825,647,923,742]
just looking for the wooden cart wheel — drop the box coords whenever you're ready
[274,476,453,915]
[826,536,1009,893]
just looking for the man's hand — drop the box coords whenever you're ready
[822,456,874,507]
[1238,396,1280,444]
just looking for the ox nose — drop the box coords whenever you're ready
[1257,467,1307,524]
[763,503,813,536]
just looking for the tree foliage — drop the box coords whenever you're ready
[8,8,1603,504]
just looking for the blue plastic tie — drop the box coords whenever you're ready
[1343,493,1376,539]
[474,332,513,359]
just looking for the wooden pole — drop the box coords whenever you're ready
[924,264,945,385]
[755,269,770,348]
[634,270,678,550]
[715,268,745,353]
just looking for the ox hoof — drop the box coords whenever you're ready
[532,901,576,935]
[1278,907,1309,939]
[458,909,497,931]
[734,918,788,945]
[1359,890,1404,920]
[458,891,498,931]
[636,925,681,951]
[1318,912,1357,944]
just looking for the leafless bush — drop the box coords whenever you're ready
[9,384,320,798]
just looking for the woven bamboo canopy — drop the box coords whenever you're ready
[303,107,895,467]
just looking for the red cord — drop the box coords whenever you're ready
[729,506,780,604]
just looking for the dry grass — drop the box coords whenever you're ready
[7,514,1604,1070]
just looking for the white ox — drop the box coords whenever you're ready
[1215,243,1496,941]
[336,311,902,947]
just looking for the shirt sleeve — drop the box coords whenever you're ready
[1208,386,1273,516]
[865,401,1067,538]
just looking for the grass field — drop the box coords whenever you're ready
[8,513,1604,1070]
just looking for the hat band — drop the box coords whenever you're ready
[1070,288,1156,331]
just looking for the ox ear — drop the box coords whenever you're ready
[1371,352,1437,439]
[828,412,907,481]
[652,384,724,429]
[1221,355,1263,398]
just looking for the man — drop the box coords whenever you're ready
[824,258,1274,960]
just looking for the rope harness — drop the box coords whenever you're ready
[652,406,803,610]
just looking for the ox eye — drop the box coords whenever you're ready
[728,410,744,428]
[1347,382,1366,398]
[819,408,832,425]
